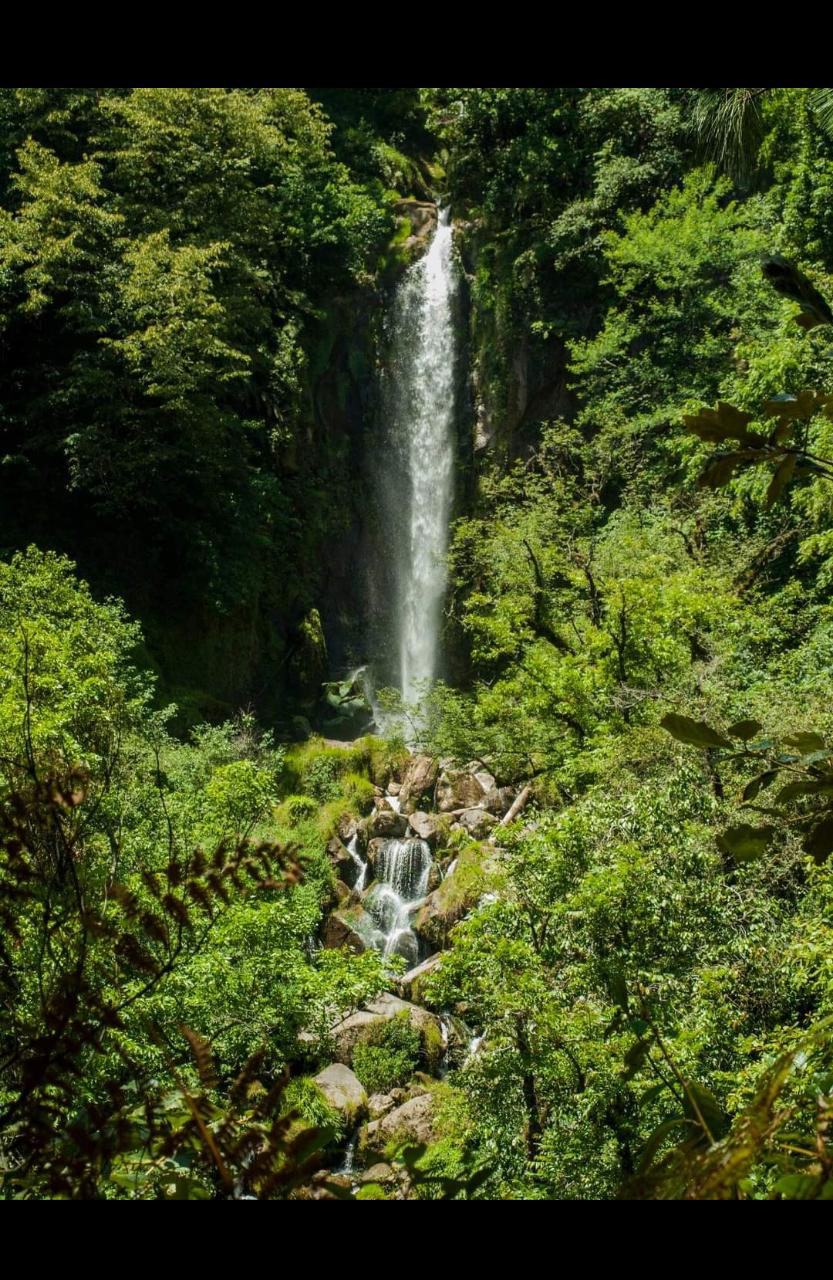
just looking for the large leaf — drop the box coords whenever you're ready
[776,779,833,804]
[661,714,733,750]
[682,1080,728,1142]
[762,256,833,329]
[765,453,797,507]
[727,719,762,741]
[782,732,827,753]
[804,818,833,865]
[717,824,774,863]
[742,770,777,802]
[683,402,756,445]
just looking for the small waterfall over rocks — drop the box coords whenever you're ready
[365,837,432,967]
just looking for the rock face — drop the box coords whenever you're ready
[394,198,438,261]
[363,1092,438,1153]
[330,993,445,1069]
[314,1064,368,1123]
[398,755,438,814]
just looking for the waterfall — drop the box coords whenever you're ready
[365,837,431,967]
[346,834,367,894]
[378,207,459,716]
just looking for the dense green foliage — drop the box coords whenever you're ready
[4,87,833,1199]
[405,86,833,1199]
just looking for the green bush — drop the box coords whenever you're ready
[352,1013,421,1094]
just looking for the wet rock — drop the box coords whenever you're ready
[314,1064,367,1124]
[334,878,353,905]
[386,782,402,797]
[326,835,352,876]
[337,814,360,844]
[398,755,438,814]
[365,838,387,875]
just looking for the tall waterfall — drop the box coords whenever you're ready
[380,207,459,712]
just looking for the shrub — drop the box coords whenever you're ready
[352,1013,421,1094]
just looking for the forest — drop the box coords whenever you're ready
[1,86,833,1200]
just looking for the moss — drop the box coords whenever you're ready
[421,1018,445,1073]
[341,771,375,814]
[355,1182,391,1200]
[434,844,489,916]
[352,1012,421,1093]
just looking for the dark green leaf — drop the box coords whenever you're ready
[727,719,763,741]
[660,714,733,750]
[804,818,833,865]
[716,824,774,863]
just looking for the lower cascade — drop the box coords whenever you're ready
[365,837,431,966]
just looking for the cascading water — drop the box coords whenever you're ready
[365,837,431,967]
[376,207,459,718]
[346,834,366,894]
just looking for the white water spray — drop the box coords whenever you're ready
[380,207,459,714]
[365,837,431,967]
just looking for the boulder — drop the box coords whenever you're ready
[468,763,497,794]
[326,835,352,876]
[321,904,378,954]
[386,782,402,797]
[482,785,517,816]
[365,838,388,875]
[414,846,495,950]
[330,992,445,1069]
[337,814,360,844]
[436,767,488,813]
[394,952,443,1005]
[363,1093,438,1153]
[407,810,449,849]
[457,808,497,839]
[292,1170,352,1201]
[398,755,438,814]
[313,1064,367,1124]
[367,807,408,840]
[360,1162,397,1188]
[367,1090,406,1120]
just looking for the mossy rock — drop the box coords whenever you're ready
[414,844,497,950]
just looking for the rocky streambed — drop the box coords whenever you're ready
[296,751,526,1199]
